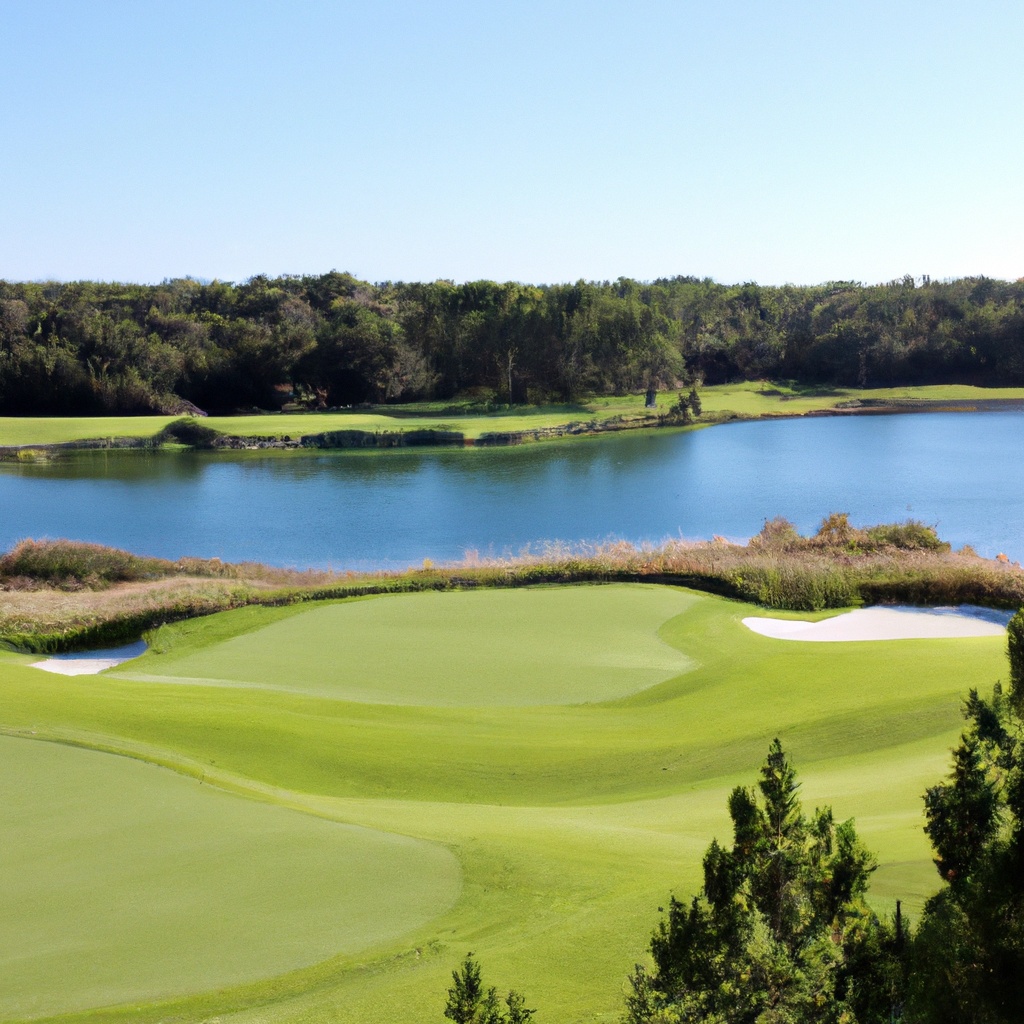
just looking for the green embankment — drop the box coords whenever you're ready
[0,584,1004,1024]
[3,383,1023,447]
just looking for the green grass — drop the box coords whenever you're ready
[696,381,1024,417]
[0,734,459,1020]
[123,586,697,704]
[0,416,178,446]
[0,584,1005,1023]
[4,383,1023,447]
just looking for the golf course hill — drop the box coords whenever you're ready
[0,521,1021,1023]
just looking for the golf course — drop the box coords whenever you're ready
[0,582,1005,1023]
[4,383,1024,449]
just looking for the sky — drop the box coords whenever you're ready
[1,0,1021,287]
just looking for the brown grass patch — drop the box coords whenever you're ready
[2,522,1022,652]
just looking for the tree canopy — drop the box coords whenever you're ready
[1,273,1023,415]
[908,613,1024,1023]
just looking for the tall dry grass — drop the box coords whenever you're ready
[2,518,1022,652]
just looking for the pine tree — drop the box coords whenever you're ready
[910,679,1024,1023]
[625,740,904,1023]
[444,954,535,1024]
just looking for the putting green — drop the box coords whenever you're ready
[120,585,698,705]
[0,735,460,1020]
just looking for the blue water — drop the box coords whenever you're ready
[1,411,1021,569]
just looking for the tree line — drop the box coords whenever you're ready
[1,273,1023,416]
[449,614,1024,1023]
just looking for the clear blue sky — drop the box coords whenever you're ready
[1,0,1021,286]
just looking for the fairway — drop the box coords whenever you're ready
[0,736,460,1020]
[0,584,1009,1024]
[119,586,698,705]
[4,384,1024,447]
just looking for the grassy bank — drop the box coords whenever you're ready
[2,382,1023,451]
[2,519,1022,653]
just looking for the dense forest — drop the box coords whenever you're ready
[1,273,1023,415]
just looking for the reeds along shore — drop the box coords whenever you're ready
[1,516,1022,653]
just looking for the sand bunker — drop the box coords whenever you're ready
[31,640,147,676]
[743,605,1013,642]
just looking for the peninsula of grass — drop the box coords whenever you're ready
[2,382,1023,452]
[0,574,1011,1024]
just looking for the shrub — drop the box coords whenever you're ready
[152,417,221,449]
[865,520,950,552]
[0,539,175,587]
[812,512,867,549]
[749,516,802,551]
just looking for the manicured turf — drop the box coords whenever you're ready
[0,584,1006,1023]
[121,586,697,704]
[3,383,1023,446]
[0,415,178,446]
[696,381,1024,417]
[0,735,460,1020]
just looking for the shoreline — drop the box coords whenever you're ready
[4,522,1024,654]
[2,394,1023,459]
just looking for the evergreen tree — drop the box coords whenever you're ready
[909,676,1024,1024]
[444,954,535,1024]
[1006,609,1024,715]
[687,386,702,418]
[625,740,905,1023]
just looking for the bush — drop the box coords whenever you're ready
[0,539,174,587]
[749,516,802,551]
[152,417,221,449]
[812,512,866,549]
[865,520,950,552]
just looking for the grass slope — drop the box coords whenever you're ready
[3,383,1023,446]
[0,584,1005,1023]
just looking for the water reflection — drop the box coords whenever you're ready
[1,412,1022,568]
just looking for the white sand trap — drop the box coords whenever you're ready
[31,640,147,676]
[743,605,1013,642]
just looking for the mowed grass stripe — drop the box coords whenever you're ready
[125,586,698,706]
[0,736,460,1020]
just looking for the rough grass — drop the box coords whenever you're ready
[0,584,1010,1023]
[0,539,177,586]
[3,521,1022,652]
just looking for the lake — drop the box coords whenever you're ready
[0,411,1021,569]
